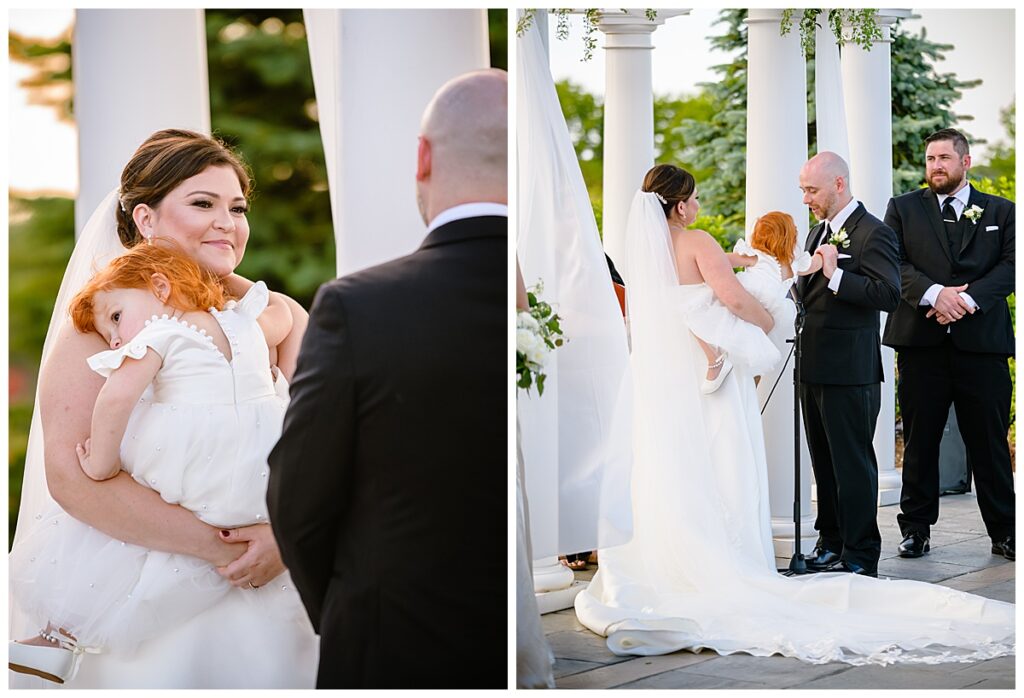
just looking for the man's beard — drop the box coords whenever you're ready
[927,171,962,196]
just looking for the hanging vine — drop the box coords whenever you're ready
[517,9,659,61]
[780,9,884,56]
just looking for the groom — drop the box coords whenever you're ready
[267,69,508,688]
[797,152,900,577]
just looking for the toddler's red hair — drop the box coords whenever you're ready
[69,240,227,334]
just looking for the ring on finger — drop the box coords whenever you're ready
[248,581,259,590]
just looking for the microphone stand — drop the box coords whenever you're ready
[783,291,809,576]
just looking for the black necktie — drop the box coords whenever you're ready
[942,200,963,257]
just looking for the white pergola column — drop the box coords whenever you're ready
[597,10,688,280]
[841,10,912,506]
[74,10,210,236]
[745,9,816,558]
[305,9,489,277]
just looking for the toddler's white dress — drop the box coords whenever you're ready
[10,282,301,656]
[732,238,814,366]
[673,238,813,378]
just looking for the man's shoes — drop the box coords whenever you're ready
[897,532,930,558]
[991,536,1015,561]
[805,543,842,572]
[838,560,878,577]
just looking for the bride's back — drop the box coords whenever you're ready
[670,228,715,284]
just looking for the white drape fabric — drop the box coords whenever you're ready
[814,20,851,163]
[516,20,633,558]
[575,194,1014,665]
[304,9,489,277]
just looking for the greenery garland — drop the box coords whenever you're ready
[780,9,884,55]
[517,9,658,62]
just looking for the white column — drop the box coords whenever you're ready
[841,10,912,506]
[597,10,688,281]
[74,10,210,236]
[305,9,489,278]
[745,9,816,558]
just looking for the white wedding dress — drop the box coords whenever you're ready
[9,192,318,688]
[574,191,1014,665]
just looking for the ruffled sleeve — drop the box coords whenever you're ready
[85,319,178,378]
[791,246,813,274]
[733,238,758,258]
[235,280,270,319]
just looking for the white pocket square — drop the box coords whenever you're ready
[986,225,999,231]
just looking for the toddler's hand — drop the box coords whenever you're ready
[75,438,92,473]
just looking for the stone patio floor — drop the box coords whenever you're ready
[541,491,1015,689]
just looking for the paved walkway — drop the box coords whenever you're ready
[542,492,1014,689]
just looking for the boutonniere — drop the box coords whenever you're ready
[827,227,850,249]
[963,204,984,224]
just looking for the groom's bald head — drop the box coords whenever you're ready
[800,151,853,221]
[416,69,508,225]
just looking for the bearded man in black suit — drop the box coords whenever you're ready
[266,69,508,688]
[882,128,1015,562]
[797,151,901,578]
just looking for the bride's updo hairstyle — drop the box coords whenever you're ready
[642,163,695,219]
[750,211,798,266]
[116,129,253,248]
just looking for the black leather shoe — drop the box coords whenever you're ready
[839,560,878,577]
[992,536,1015,561]
[805,543,842,572]
[897,532,930,558]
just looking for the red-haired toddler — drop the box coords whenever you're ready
[9,242,293,682]
[693,212,827,393]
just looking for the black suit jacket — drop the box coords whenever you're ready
[267,215,507,688]
[881,186,1015,355]
[798,202,900,385]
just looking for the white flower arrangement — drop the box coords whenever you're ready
[828,227,850,249]
[517,280,566,396]
[964,204,984,224]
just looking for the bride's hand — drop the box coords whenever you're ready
[215,524,287,588]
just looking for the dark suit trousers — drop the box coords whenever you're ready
[801,382,882,569]
[896,339,1014,541]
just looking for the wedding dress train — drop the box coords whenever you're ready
[574,192,1014,666]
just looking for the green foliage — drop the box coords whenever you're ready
[8,196,76,547]
[780,9,884,56]
[889,21,981,195]
[972,104,1015,182]
[204,10,334,309]
[679,9,749,239]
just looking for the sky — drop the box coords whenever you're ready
[6,8,1018,195]
[547,9,1015,162]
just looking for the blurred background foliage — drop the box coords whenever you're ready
[8,9,508,545]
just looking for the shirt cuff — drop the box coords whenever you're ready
[920,283,943,307]
[827,268,843,293]
[960,291,979,311]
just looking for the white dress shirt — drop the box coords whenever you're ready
[425,202,508,234]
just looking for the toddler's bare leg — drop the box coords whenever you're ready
[693,334,725,381]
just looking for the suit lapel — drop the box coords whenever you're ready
[917,188,955,265]
[959,187,988,254]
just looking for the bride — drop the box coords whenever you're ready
[574,164,1014,665]
[9,129,318,688]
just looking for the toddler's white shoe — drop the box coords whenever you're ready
[9,639,76,684]
[701,355,734,395]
